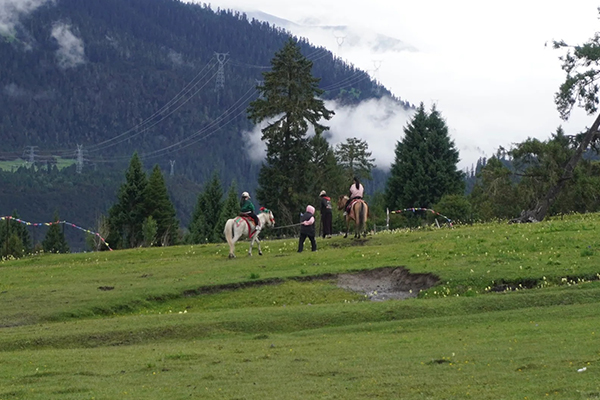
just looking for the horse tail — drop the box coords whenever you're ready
[224,219,234,246]
[359,201,365,231]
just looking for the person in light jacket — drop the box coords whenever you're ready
[344,176,364,215]
[298,205,317,252]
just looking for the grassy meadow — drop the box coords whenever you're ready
[0,158,75,172]
[1,213,600,399]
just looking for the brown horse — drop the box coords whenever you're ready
[338,195,368,238]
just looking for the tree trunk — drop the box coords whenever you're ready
[510,112,600,223]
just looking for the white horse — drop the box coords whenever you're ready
[224,209,275,258]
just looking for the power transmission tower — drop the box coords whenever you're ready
[76,144,84,174]
[23,146,38,165]
[333,33,346,53]
[371,60,383,95]
[214,52,229,101]
[169,160,176,176]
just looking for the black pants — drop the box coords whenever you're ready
[298,233,317,252]
[321,212,332,238]
[241,212,259,226]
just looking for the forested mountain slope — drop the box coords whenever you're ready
[0,0,410,249]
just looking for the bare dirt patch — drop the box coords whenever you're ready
[337,266,439,301]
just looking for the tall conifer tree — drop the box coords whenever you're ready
[248,38,334,224]
[386,103,463,210]
[188,172,223,243]
[0,210,31,258]
[214,181,240,242]
[107,153,148,249]
[42,211,69,254]
[335,137,376,181]
[146,165,179,246]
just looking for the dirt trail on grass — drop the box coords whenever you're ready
[337,266,439,301]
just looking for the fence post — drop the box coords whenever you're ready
[386,208,389,231]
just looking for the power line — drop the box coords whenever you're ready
[85,85,259,163]
[85,61,221,153]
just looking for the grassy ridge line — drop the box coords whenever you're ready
[2,284,600,351]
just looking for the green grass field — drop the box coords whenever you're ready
[0,158,75,172]
[1,214,600,399]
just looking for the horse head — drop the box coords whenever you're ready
[260,208,276,228]
[337,195,349,210]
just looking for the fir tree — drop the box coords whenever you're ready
[0,210,31,258]
[248,38,334,224]
[214,181,240,242]
[42,211,70,254]
[107,153,148,249]
[335,137,376,181]
[469,157,522,220]
[386,103,463,210]
[146,165,179,246]
[307,134,346,202]
[188,172,223,243]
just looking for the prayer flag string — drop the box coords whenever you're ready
[0,216,112,251]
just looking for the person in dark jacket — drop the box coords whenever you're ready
[298,205,317,252]
[319,190,333,239]
[239,191,260,230]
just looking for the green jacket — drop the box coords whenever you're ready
[240,199,255,213]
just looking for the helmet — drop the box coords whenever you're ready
[241,191,250,198]
[319,190,326,196]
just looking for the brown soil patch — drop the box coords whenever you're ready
[337,266,439,301]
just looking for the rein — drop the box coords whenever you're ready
[271,222,302,230]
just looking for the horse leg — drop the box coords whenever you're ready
[256,235,263,256]
[344,220,349,238]
[248,236,254,256]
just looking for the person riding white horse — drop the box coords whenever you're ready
[224,207,275,258]
[239,191,261,232]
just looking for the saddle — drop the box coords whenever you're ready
[237,215,257,238]
[346,199,364,220]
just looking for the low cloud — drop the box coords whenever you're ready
[0,0,54,35]
[243,96,413,172]
[51,22,85,69]
[3,82,29,98]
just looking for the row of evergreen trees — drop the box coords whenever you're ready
[0,211,69,258]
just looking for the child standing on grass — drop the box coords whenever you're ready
[298,205,317,252]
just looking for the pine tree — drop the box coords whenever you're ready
[214,181,240,242]
[42,211,70,254]
[146,165,179,246]
[335,137,376,181]
[307,134,346,203]
[188,172,223,243]
[248,38,334,225]
[386,103,464,210]
[469,157,522,220]
[424,105,464,202]
[107,153,148,249]
[0,211,31,258]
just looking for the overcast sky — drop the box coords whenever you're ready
[191,0,600,170]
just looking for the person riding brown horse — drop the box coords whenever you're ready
[338,194,368,239]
